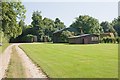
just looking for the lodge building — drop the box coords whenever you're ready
[68,34,99,44]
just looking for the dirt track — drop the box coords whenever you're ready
[0,44,13,79]
[0,43,47,79]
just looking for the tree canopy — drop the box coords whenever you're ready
[1,2,120,43]
[100,21,117,36]
[30,11,65,41]
[112,16,120,36]
[1,1,26,39]
[70,15,103,34]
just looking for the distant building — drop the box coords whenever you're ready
[53,27,78,43]
[68,34,99,44]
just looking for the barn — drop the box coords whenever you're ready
[68,34,99,44]
[53,27,78,43]
[53,28,65,43]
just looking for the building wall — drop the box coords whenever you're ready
[53,32,62,43]
[69,35,99,44]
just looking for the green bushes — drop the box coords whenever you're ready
[101,37,120,43]
[60,30,74,43]
[21,34,34,43]
[116,37,120,43]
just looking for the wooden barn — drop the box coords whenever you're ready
[53,27,78,43]
[53,29,64,43]
[68,34,99,44]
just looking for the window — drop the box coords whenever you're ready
[91,37,98,41]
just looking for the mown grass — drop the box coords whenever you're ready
[6,46,26,78]
[20,43,118,78]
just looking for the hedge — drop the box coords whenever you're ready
[101,37,120,43]
[21,34,34,43]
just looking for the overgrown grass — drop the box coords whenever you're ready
[20,43,118,78]
[6,46,26,78]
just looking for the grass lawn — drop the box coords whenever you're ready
[6,46,26,78]
[20,43,118,78]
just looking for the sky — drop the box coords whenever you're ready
[22,0,119,27]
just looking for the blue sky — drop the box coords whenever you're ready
[22,1,118,27]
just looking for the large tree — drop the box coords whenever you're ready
[70,15,103,34]
[42,17,55,41]
[112,16,120,36]
[31,11,44,41]
[100,21,111,33]
[100,21,117,36]
[1,1,26,39]
[31,11,66,42]
[54,18,65,30]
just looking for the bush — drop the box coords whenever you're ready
[116,37,120,43]
[60,30,74,43]
[21,34,34,43]
[101,37,116,43]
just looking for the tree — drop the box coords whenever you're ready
[60,30,74,42]
[31,11,66,42]
[1,1,26,39]
[100,21,111,33]
[42,17,55,41]
[70,15,102,34]
[19,20,26,31]
[112,16,120,36]
[31,11,43,41]
[54,18,65,30]
[100,21,117,36]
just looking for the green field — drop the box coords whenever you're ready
[20,43,118,78]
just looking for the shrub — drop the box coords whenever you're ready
[60,30,74,43]
[116,37,120,44]
[21,34,34,43]
[101,37,116,43]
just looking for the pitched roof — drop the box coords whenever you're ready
[53,28,66,34]
[69,34,99,38]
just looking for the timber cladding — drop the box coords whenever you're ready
[68,34,99,44]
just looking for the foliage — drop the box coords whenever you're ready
[101,37,117,43]
[1,1,26,39]
[100,21,117,37]
[19,20,26,31]
[54,18,65,30]
[21,34,34,43]
[116,37,120,43]
[31,11,65,42]
[70,15,103,34]
[60,30,74,42]
[112,16,120,37]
